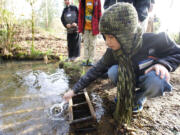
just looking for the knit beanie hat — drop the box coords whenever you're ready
[100,2,142,56]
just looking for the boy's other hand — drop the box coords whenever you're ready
[72,23,77,27]
[145,64,170,82]
[63,89,75,102]
[66,24,71,28]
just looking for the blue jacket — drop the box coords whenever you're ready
[72,32,180,93]
[104,0,151,22]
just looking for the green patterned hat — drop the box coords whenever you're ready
[100,2,142,55]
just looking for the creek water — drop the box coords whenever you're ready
[0,61,104,135]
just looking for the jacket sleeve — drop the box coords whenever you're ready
[78,1,83,33]
[103,0,109,9]
[72,48,116,93]
[98,0,102,20]
[75,6,79,24]
[61,9,67,28]
[156,33,180,72]
[135,0,151,22]
[103,0,116,9]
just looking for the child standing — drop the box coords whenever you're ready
[61,0,81,61]
[78,0,102,66]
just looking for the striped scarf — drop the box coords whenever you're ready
[99,3,143,124]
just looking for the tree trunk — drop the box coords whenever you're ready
[45,0,48,29]
[30,2,35,47]
[179,31,180,44]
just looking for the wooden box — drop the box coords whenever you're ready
[68,89,97,133]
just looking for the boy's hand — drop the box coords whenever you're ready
[63,89,75,102]
[145,64,170,82]
[66,24,71,28]
[72,23,77,27]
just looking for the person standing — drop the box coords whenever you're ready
[146,0,155,32]
[61,0,81,61]
[78,0,102,66]
[103,0,152,33]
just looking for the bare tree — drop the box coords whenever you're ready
[45,0,48,29]
[26,0,37,47]
[0,3,17,56]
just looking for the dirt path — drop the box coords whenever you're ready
[16,31,107,62]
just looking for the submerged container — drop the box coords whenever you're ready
[68,89,97,133]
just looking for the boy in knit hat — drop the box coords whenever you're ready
[63,3,180,114]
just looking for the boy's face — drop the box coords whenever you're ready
[104,34,121,51]
[64,0,70,6]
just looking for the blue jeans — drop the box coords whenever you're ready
[108,65,172,105]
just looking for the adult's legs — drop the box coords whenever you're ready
[83,30,96,63]
[83,30,90,61]
[88,31,97,62]
[69,32,81,58]
[140,17,149,33]
[67,33,74,58]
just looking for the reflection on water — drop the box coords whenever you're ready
[0,61,69,135]
[48,101,68,121]
[0,61,104,135]
[91,93,104,122]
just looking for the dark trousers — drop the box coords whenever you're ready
[67,32,81,58]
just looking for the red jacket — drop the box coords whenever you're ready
[78,0,102,35]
